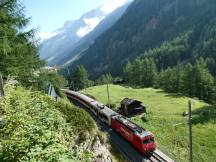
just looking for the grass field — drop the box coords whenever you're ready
[83,85,216,162]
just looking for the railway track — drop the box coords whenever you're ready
[75,100,176,162]
[146,149,175,162]
[148,152,167,162]
[66,90,175,162]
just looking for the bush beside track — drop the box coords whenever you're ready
[0,84,95,162]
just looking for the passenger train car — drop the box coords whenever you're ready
[63,89,156,155]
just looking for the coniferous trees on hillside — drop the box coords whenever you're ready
[96,73,113,85]
[69,65,94,90]
[0,0,44,83]
[124,57,216,104]
[188,59,215,102]
[122,25,216,104]
[73,65,89,90]
[124,58,157,87]
[141,31,192,71]
[67,0,216,77]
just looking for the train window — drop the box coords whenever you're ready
[97,104,105,109]
[99,113,108,122]
[143,139,149,144]
[136,126,143,134]
[92,107,98,114]
[143,138,154,144]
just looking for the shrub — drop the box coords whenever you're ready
[56,101,96,134]
[141,114,149,122]
[97,132,107,144]
[0,85,93,162]
[106,103,116,109]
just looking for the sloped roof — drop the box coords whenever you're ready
[120,98,142,105]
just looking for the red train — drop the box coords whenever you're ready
[63,89,156,155]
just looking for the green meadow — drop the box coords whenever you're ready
[83,85,216,162]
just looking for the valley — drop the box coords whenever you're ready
[1,0,216,161]
[84,85,216,162]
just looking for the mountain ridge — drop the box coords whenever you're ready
[58,3,131,66]
[39,1,132,66]
[39,7,106,64]
[66,0,216,78]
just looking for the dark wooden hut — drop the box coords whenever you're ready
[120,98,146,116]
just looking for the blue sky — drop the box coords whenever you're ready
[23,0,130,40]
[23,0,110,33]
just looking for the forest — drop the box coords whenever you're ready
[68,30,216,104]
[0,1,97,161]
[0,0,43,83]
[123,29,216,104]
[1,0,216,161]
[67,0,216,80]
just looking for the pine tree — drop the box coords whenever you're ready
[73,65,89,90]
[0,0,44,83]
[96,73,113,85]
[208,78,216,103]
[182,59,215,102]
[206,57,216,75]
[140,58,148,87]
[124,61,133,84]
[131,59,142,85]
[147,58,158,87]
[159,67,175,92]
[172,63,184,93]
[182,63,194,96]
[193,58,214,101]
[134,57,158,87]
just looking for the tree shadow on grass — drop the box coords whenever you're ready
[165,93,186,98]
[192,105,216,125]
[155,90,186,98]
[120,84,142,89]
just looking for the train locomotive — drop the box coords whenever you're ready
[63,89,156,155]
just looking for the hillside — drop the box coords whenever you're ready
[58,3,131,66]
[67,0,216,78]
[39,7,107,65]
[39,1,131,66]
[84,85,216,162]
[0,84,118,162]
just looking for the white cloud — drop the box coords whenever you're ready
[36,31,58,43]
[100,0,131,14]
[76,17,104,37]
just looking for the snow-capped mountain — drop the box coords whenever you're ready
[39,0,132,65]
